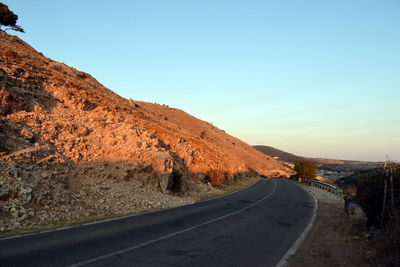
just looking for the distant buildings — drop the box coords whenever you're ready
[317,169,354,182]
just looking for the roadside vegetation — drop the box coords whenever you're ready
[293,159,316,180]
[337,164,400,265]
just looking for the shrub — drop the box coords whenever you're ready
[0,3,24,32]
[294,159,316,179]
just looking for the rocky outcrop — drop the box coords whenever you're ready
[0,31,291,232]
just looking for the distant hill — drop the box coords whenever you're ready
[253,145,302,163]
[253,145,381,167]
[254,145,381,184]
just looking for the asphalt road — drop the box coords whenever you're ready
[0,179,315,267]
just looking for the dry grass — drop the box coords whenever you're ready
[367,220,400,266]
[288,202,370,266]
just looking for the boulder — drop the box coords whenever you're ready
[20,187,33,203]
[0,87,11,115]
[8,165,20,178]
[345,196,367,232]
[0,189,10,201]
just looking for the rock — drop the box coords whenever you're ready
[365,226,381,239]
[0,87,11,116]
[100,185,110,190]
[18,213,28,222]
[8,165,20,178]
[0,220,6,232]
[0,189,10,201]
[82,100,98,111]
[20,187,33,203]
[346,201,367,232]
[157,173,171,193]
[365,250,376,257]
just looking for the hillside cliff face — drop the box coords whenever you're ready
[0,31,290,231]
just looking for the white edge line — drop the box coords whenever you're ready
[0,179,264,241]
[275,183,319,267]
[67,180,277,267]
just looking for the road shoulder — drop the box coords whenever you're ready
[287,184,370,267]
[0,176,261,240]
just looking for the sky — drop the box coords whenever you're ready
[3,0,400,161]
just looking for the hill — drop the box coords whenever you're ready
[253,145,302,163]
[0,31,292,232]
[254,145,380,166]
[254,145,381,181]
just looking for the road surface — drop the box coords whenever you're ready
[0,179,314,267]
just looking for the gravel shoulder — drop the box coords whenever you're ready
[287,184,370,266]
[0,176,261,239]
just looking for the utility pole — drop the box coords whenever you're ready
[389,162,396,215]
[380,160,388,229]
[380,156,396,228]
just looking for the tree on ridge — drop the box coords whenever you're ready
[0,3,24,33]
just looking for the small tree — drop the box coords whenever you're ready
[294,159,316,180]
[0,3,24,32]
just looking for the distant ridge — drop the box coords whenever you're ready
[253,145,381,166]
[253,145,302,163]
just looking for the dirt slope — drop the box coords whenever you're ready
[0,31,290,232]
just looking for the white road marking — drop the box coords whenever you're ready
[68,179,277,267]
[275,183,319,267]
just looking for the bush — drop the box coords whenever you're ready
[294,159,316,179]
[356,166,400,227]
[355,165,400,265]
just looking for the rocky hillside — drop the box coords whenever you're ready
[0,31,290,232]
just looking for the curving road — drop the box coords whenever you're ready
[0,179,315,267]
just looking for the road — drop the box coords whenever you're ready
[0,179,315,267]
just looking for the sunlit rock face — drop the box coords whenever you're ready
[0,31,291,232]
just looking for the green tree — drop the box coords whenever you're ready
[294,159,316,179]
[0,3,24,32]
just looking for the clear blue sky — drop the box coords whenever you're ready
[3,0,400,161]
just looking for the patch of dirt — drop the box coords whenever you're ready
[288,192,370,266]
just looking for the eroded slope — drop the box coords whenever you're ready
[0,31,290,232]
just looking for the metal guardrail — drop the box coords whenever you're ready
[302,178,343,199]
